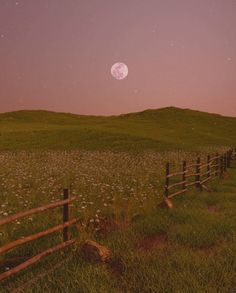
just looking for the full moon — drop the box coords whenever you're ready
[111,62,128,80]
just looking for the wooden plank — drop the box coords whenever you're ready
[200,176,211,184]
[168,189,187,199]
[199,162,210,169]
[167,170,187,178]
[186,181,197,187]
[0,218,79,255]
[0,238,76,282]
[209,155,220,162]
[210,164,219,168]
[202,185,212,192]
[0,196,80,227]
[11,253,75,293]
[168,180,186,190]
[201,171,211,177]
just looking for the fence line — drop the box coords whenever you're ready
[0,189,78,282]
[163,147,236,205]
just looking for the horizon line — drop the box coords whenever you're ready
[1,106,236,119]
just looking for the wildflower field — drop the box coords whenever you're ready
[0,147,228,231]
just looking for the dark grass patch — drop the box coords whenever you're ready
[194,245,219,256]
[138,234,167,251]
[106,258,124,278]
[207,205,219,213]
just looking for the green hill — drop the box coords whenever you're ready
[0,107,235,151]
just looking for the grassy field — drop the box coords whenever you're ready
[0,107,236,292]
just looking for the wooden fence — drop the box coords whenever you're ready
[0,189,79,282]
[164,148,236,205]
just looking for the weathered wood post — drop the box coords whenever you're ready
[224,153,227,172]
[164,162,170,198]
[215,153,219,176]
[182,161,187,191]
[225,152,228,169]
[63,188,69,242]
[195,157,201,191]
[207,155,210,179]
[220,155,224,178]
[227,150,231,168]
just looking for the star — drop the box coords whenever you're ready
[227,57,232,62]
[15,1,19,5]
[0,34,4,38]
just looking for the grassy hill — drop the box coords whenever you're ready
[0,107,236,151]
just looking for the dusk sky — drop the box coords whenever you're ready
[0,0,236,116]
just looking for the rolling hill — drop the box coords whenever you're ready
[0,107,235,151]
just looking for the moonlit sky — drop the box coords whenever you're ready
[0,0,236,116]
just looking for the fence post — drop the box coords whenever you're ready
[227,150,231,168]
[207,155,210,179]
[215,153,219,176]
[224,153,227,172]
[195,157,201,191]
[182,161,187,190]
[63,188,69,242]
[220,156,224,178]
[164,162,170,198]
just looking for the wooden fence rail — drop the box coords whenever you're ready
[0,189,79,282]
[164,147,236,206]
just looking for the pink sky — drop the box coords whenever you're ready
[0,0,236,116]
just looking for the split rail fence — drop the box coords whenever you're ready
[0,189,78,282]
[164,148,236,203]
